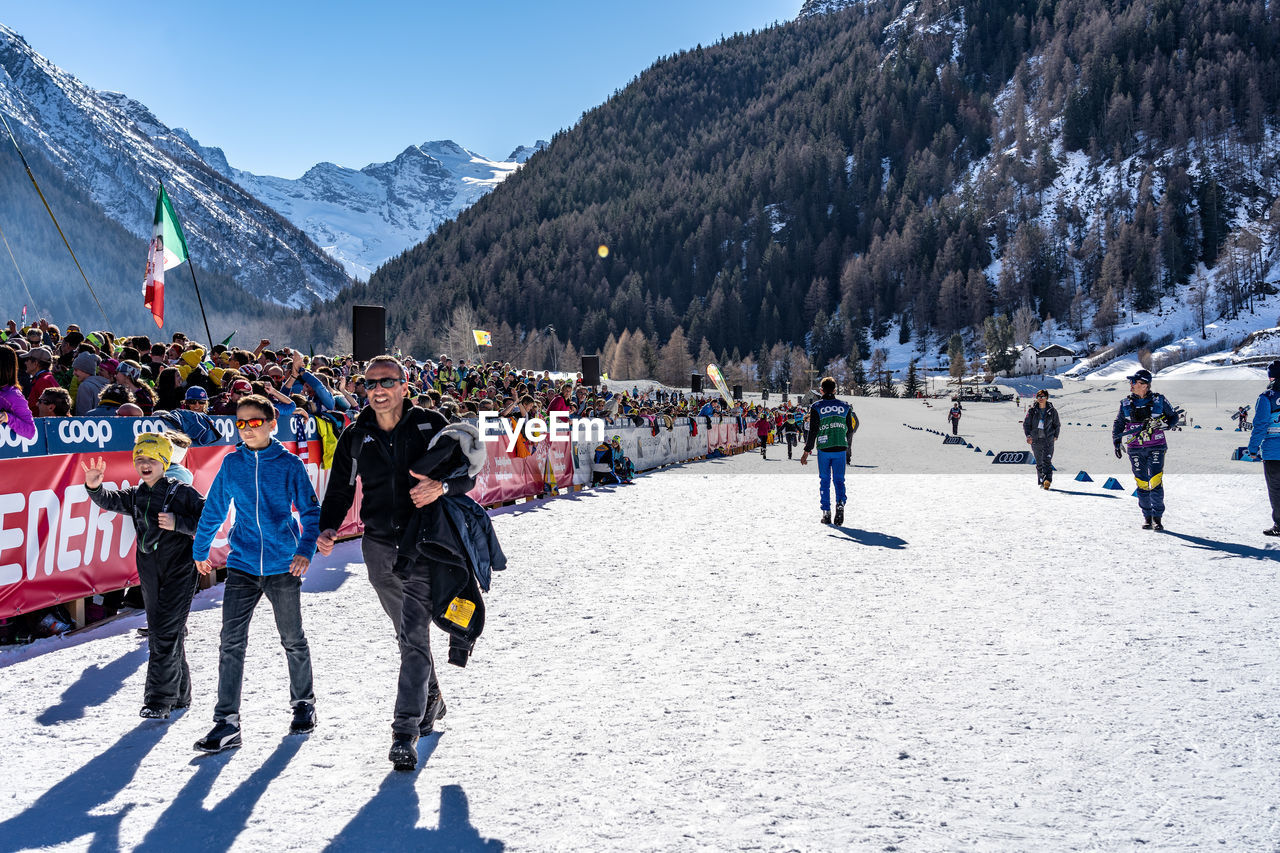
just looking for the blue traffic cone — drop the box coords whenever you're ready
[1103,477,1124,490]
[1075,471,1093,482]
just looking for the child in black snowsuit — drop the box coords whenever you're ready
[82,432,205,718]
[388,423,506,770]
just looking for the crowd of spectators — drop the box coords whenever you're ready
[0,318,786,436]
[0,316,805,643]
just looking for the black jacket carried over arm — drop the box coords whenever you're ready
[394,425,507,667]
[87,477,205,571]
[319,401,476,544]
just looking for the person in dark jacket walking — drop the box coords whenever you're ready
[782,413,802,459]
[1112,368,1178,531]
[1023,389,1061,489]
[800,377,858,525]
[387,422,507,770]
[315,355,475,735]
[947,401,963,435]
[83,432,205,718]
[192,395,322,752]
[1246,360,1280,535]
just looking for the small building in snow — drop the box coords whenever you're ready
[1034,344,1077,373]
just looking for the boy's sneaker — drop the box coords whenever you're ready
[389,735,418,771]
[1152,517,1164,532]
[290,701,316,734]
[194,717,242,753]
[1141,518,1154,530]
[419,690,447,736]
[821,511,832,525]
[139,702,170,719]
[1264,525,1280,537]
[833,503,845,526]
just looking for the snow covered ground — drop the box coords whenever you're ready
[3,381,1280,851]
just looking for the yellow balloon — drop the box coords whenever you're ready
[597,244,609,258]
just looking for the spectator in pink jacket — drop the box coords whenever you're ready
[0,346,36,440]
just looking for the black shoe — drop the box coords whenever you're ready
[834,503,845,526]
[821,511,832,525]
[389,735,418,771]
[290,701,316,734]
[1265,525,1280,537]
[194,717,242,753]
[139,702,170,719]
[1142,518,1154,530]
[419,690,447,736]
[1152,517,1164,532]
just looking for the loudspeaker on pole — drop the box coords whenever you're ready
[351,305,386,362]
[690,373,703,393]
[732,385,743,400]
[581,355,601,386]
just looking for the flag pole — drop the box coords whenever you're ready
[1,111,110,328]
[184,256,214,348]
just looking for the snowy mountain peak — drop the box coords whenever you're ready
[0,25,349,307]
[507,140,549,163]
[225,139,538,281]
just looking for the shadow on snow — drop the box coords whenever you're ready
[326,736,502,852]
[1163,531,1280,561]
[828,527,908,549]
[36,644,147,725]
[134,735,304,852]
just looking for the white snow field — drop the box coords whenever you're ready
[3,378,1280,852]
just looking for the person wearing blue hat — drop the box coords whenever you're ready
[183,385,209,412]
[1111,368,1178,530]
[1246,360,1280,535]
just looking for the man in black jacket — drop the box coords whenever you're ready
[316,355,475,735]
[1023,389,1061,489]
[82,433,205,718]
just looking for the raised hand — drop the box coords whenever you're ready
[81,456,107,489]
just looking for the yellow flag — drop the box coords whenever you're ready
[472,329,492,346]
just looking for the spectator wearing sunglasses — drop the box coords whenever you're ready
[315,354,477,739]
[192,394,321,752]
[35,386,71,417]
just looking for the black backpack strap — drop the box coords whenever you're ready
[348,425,367,486]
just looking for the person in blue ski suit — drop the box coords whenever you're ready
[1246,360,1280,536]
[1111,368,1177,531]
[800,377,857,525]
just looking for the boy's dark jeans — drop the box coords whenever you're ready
[138,559,198,709]
[214,569,314,721]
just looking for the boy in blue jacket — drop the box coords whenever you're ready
[191,394,322,753]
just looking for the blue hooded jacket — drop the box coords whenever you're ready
[1248,386,1280,460]
[193,438,321,576]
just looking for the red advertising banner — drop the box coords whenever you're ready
[0,440,360,620]
[468,437,575,506]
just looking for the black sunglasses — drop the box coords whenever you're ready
[368,377,404,388]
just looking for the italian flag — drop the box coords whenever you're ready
[143,183,189,328]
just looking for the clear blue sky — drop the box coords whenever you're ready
[4,1,802,178]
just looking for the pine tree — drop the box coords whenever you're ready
[903,360,922,398]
